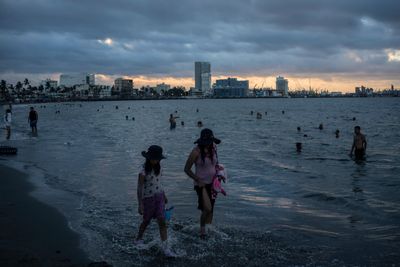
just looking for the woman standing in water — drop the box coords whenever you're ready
[3,109,12,140]
[184,128,221,238]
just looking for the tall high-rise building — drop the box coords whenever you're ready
[276,76,289,96]
[59,73,95,87]
[195,62,211,95]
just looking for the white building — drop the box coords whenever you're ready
[195,62,211,95]
[40,79,58,90]
[276,76,289,96]
[88,85,111,98]
[75,84,90,92]
[59,73,95,87]
[155,83,171,94]
[100,86,112,98]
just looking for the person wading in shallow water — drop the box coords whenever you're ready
[184,128,221,239]
[134,145,176,257]
[3,109,11,140]
[28,107,38,134]
[349,126,367,161]
[169,114,179,129]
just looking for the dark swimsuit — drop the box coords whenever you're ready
[355,148,365,160]
[194,184,215,211]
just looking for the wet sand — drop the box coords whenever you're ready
[0,163,89,266]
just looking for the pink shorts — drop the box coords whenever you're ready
[143,192,165,222]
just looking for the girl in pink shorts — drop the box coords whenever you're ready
[134,145,176,257]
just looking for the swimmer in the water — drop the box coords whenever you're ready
[349,126,367,160]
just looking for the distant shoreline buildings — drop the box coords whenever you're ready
[59,73,95,87]
[1,62,399,103]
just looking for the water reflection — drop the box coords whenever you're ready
[351,163,367,196]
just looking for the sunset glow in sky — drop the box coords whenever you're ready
[1,0,399,92]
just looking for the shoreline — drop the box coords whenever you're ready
[2,94,398,106]
[0,162,89,266]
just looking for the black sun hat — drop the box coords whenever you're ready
[194,128,221,146]
[141,145,166,160]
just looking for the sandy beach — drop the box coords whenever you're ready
[0,162,89,267]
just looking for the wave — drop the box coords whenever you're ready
[81,216,350,266]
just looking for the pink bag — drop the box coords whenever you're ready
[211,164,227,199]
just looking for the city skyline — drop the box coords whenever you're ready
[1,0,399,92]
[2,72,397,93]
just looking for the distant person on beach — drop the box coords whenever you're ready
[169,114,179,129]
[349,126,367,160]
[135,145,176,257]
[28,107,38,134]
[197,121,203,127]
[3,109,11,140]
[184,128,221,239]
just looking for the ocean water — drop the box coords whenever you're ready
[1,98,400,266]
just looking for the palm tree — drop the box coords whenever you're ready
[24,78,30,87]
[16,81,23,92]
[45,81,51,91]
[0,80,6,101]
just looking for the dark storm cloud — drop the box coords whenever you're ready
[0,0,399,79]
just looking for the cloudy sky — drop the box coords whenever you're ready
[1,0,399,91]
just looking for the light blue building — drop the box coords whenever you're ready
[214,77,249,97]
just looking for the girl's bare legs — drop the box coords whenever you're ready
[157,218,167,241]
[200,188,212,237]
[136,220,150,240]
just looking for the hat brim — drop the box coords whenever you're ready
[141,151,166,160]
[194,137,221,145]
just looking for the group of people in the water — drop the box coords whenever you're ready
[248,109,367,160]
[169,111,204,129]
[299,119,366,160]
[2,103,368,162]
